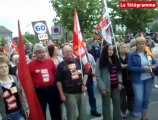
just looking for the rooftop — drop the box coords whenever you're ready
[0,26,13,34]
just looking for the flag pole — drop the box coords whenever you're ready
[24,38,33,45]
[73,8,90,80]
[79,43,84,80]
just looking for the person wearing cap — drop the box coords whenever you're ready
[28,43,62,120]
[128,37,156,120]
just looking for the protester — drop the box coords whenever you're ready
[129,39,137,53]
[96,44,123,120]
[28,43,61,120]
[145,36,158,88]
[145,36,155,50]
[56,45,89,120]
[68,41,101,117]
[86,52,101,117]
[9,54,19,76]
[152,32,158,44]
[124,32,131,43]
[29,53,36,60]
[47,44,63,66]
[47,44,64,119]
[128,37,156,120]
[118,42,134,118]
[0,57,29,120]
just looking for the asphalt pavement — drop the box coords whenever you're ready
[46,82,158,120]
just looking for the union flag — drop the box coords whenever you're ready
[73,8,90,72]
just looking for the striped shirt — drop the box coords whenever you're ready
[110,64,119,89]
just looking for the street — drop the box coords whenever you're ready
[46,82,158,120]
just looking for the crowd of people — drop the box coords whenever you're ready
[0,32,158,120]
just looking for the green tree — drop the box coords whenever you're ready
[23,34,37,44]
[50,0,102,37]
[108,0,158,33]
[0,37,7,47]
[151,22,158,32]
[115,28,124,35]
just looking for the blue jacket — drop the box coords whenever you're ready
[128,51,155,83]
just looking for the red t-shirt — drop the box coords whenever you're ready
[28,58,57,86]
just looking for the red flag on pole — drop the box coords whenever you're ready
[17,20,45,120]
[93,18,104,41]
[73,8,90,72]
[3,39,18,55]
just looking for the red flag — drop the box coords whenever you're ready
[73,8,90,72]
[17,20,45,120]
[93,18,104,41]
[3,39,18,55]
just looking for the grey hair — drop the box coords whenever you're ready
[12,54,19,62]
[33,43,45,53]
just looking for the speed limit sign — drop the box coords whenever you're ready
[32,21,50,41]
[34,22,47,34]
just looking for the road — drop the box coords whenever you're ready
[46,81,158,120]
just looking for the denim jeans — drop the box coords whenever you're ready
[132,78,153,117]
[2,111,25,120]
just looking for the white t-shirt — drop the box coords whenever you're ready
[0,76,14,89]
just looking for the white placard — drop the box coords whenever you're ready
[38,33,48,40]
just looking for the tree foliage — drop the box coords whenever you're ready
[150,22,158,32]
[50,0,158,36]
[13,34,37,45]
[0,37,7,47]
[50,0,102,37]
[108,0,158,33]
[23,34,37,44]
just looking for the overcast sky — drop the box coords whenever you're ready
[0,0,56,37]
